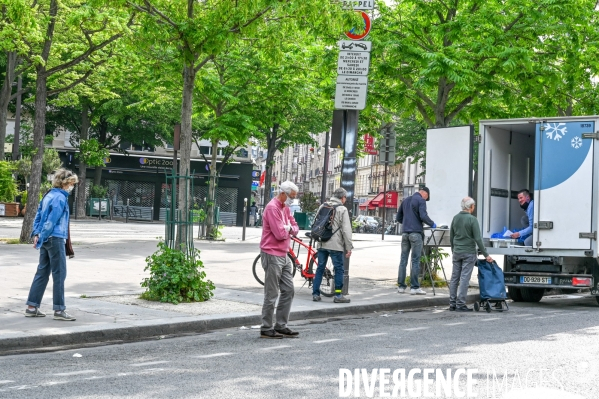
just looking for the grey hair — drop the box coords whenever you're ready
[332,187,347,199]
[52,168,79,188]
[280,181,299,195]
[461,197,475,211]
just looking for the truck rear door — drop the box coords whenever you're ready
[425,126,474,226]
[534,120,595,250]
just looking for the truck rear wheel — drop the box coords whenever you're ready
[508,287,524,302]
[521,288,544,302]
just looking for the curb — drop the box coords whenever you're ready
[0,293,479,355]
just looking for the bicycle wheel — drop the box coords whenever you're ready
[308,257,336,297]
[252,253,298,286]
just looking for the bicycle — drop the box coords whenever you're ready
[252,232,336,297]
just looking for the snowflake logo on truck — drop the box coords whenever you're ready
[571,136,583,149]
[544,122,567,141]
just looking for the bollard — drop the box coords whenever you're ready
[242,198,247,241]
[126,198,129,223]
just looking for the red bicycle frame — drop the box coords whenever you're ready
[289,236,317,279]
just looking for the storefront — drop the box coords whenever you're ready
[59,151,253,226]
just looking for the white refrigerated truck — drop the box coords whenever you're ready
[425,117,599,305]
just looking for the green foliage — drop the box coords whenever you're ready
[141,241,214,305]
[77,139,109,167]
[42,148,62,175]
[191,209,206,223]
[90,184,108,198]
[0,161,18,202]
[299,191,319,213]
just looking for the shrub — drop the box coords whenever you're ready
[90,184,108,198]
[140,242,214,304]
[0,161,18,202]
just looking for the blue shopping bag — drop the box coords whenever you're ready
[477,259,507,300]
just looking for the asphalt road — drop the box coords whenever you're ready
[1,296,598,399]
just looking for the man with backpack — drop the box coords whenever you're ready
[312,187,353,303]
[396,187,436,295]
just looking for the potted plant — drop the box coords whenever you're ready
[88,184,110,217]
[0,161,19,217]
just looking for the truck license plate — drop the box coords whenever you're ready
[520,276,552,284]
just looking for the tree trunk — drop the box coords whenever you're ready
[19,0,57,242]
[262,124,279,207]
[20,71,48,242]
[93,165,103,186]
[0,51,17,160]
[205,139,219,238]
[76,100,90,218]
[177,62,195,247]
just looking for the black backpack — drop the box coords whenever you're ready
[310,202,342,242]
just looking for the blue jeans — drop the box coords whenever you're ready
[313,248,345,296]
[26,237,67,311]
[398,233,423,289]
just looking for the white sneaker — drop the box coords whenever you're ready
[397,287,406,294]
[410,288,427,295]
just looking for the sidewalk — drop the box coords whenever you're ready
[0,219,479,354]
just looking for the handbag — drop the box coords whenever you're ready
[40,190,75,258]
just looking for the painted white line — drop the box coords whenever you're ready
[313,339,341,344]
[480,318,501,322]
[444,322,465,326]
[359,333,387,337]
[403,327,429,331]
[53,370,97,377]
[41,381,69,386]
[261,345,291,350]
[130,361,170,367]
[8,385,36,390]
[0,381,14,385]
[193,352,234,359]
[515,314,534,317]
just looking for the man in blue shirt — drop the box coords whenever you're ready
[511,189,534,246]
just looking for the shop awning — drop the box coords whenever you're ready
[371,191,399,208]
[359,199,373,210]
[370,193,385,207]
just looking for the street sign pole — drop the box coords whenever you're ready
[340,110,359,295]
[320,130,330,204]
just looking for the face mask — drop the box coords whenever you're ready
[66,186,74,194]
[520,201,529,211]
[285,195,294,207]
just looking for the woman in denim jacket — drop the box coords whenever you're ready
[25,168,78,321]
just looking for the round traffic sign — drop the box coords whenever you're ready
[345,11,371,41]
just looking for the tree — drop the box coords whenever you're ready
[371,0,599,128]
[15,0,133,242]
[129,0,350,244]
[252,41,335,207]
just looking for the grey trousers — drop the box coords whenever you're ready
[261,251,295,331]
[449,252,477,308]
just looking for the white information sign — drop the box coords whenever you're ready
[338,40,371,52]
[337,51,370,76]
[342,0,375,10]
[335,75,368,110]
[0,204,5,216]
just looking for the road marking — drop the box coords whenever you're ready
[359,333,387,337]
[515,314,534,317]
[53,370,97,377]
[403,327,429,331]
[193,352,233,358]
[444,322,465,326]
[261,345,291,350]
[313,339,341,343]
[0,381,14,385]
[480,318,501,321]
[130,361,170,367]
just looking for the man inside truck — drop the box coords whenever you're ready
[510,189,534,246]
